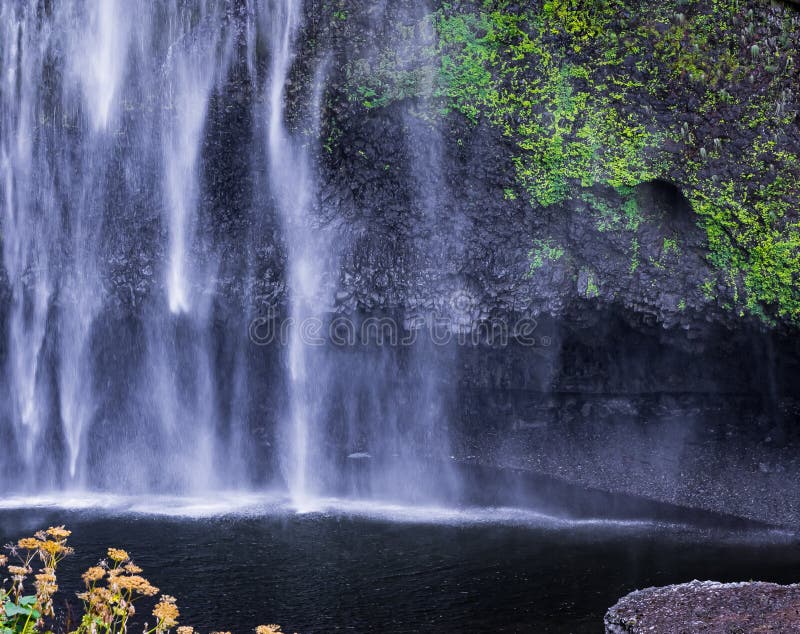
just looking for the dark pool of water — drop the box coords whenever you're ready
[1,504,799,634]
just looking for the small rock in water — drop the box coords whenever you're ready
[347,452,372,460]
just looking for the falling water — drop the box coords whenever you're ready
[262,0,320,509]
[0,0,462,507]
[0,0,240,490]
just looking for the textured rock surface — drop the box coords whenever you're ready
[310,0,800,329]
[289,0,800,524]
[3,0,800,517]
[605,580,800,633]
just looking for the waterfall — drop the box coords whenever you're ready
[0,0,239,491]
[261,0,333,509]
[0,0,462,508]
[262,0,313,507]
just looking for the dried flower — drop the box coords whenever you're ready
[256,626,283,634]
[123,563,142,574]
[39,581,58,593]
[40,540,66,555]
[35,575,59,616]
[17,537,42,550]
[82,566,106,585]
[153,595,180,628]
[36,569,57,583]
[176,627,194,634]
[107,548,129,563]
[46,526,71,539]
[114,574,159,596]
[7,565,31,576]
[78,586,112,606]
[0,554,7,566]
[79,586,115,626]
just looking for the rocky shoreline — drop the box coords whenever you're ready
[605,580,800,633]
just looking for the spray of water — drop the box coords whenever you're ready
[0,0,463,510]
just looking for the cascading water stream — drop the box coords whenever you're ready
[262,0,329,510]
[0,0,463,510]
[0,0,240,491]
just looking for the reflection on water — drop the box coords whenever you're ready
[0,506,797,633]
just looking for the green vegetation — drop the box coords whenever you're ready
[342,0,800,324]
[527,238,565,274]
[630,238,640,274]
[583,270,600,298]
[434,3,664,207]
[582,190,641,233]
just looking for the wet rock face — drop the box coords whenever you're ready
[9,0,792,348]
[2,0,799,501]
[64,1,800,480]
[309,0,800,333]
[605,580,800,633]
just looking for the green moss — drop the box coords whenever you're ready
[662,237,680,257]
[434,3,664,208]
[341,0,800,324]
[630,238,640,273]
[527,238,565,275]
[583,189,642,233]
[584,271,600,298]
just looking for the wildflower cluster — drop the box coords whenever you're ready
[73,546,162,634]
[1,527,289,634]
[1,526,74,633]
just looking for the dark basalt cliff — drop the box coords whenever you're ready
[3,0,800,519]
[290,0,800,523]
[303,0,800,330]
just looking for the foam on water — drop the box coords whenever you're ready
[0,492,763,536]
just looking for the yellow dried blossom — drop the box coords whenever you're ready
[176,627,194,634]
[114,575,159,596]
[123,563,143,574]
[7,565,31,576]
[0,554,7,566]
[82,566,106,584]
[17,537,42,550]
[46,526,71,539]
[35,581,58,597]
[107,548,129,562]
[35,570,57,583]
[80,586,113,606]
[152,595,180,628]
[256,626,283,634]
[40,540,65,555]
[80,587,114,626]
